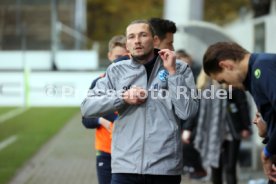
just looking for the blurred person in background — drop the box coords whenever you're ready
[176,49,193,66]
[176,49,207,179]
[148,17,176,51]
[176,49,201,79]
[81,35,128,184]
[181,108,207,180]
[194,69,251,184]
[202,41,276,182]
[253,112,268,139]
[81,19,198,184]
[149,19,204,179]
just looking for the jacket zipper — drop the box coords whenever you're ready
[140,56,161,173]
[140,65,147,174]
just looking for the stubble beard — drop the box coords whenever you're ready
[131,49,153,64]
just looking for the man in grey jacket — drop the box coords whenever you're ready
[81,19,198,184]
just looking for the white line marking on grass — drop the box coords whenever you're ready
[0,135,18,151]
[0,108,28,124]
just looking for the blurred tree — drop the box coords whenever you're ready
[86,0,254,67]
[87,0,163,42]
[87,0,163,67]
[87,0,254,42]
[204,0,252,25]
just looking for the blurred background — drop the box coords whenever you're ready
[0,0,275,184]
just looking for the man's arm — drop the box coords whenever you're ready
[82,117,101,129]
[257,64,276,181]
[259,66,276,155]
[168,65,199,120]
[265,125,276,157]
[158,49,198,120]
[81,67,125,118]
[82,117,112,132]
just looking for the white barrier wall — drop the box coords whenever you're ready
[0,72,25,106]
[0,71,103,106]
[56,51,99,70]
[225,14,276,53]
[0,50,98,70]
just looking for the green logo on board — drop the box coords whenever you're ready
[254,69,261,79]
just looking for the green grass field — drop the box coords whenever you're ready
[0,107,16,115]
[0,107,79,184]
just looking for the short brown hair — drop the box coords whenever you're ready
[108,35,126,51]
[203,42,249,75]
[126,19,155,37]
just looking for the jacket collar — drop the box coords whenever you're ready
[243,53,257,92]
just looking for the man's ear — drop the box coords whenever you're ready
[153,35,160,48]
[219,60,234,70]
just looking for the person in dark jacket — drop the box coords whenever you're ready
[202,41,276,182]
[181,113,207,179]
[82,35,128,184]
[253,112,276,184]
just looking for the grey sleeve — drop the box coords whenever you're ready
[80,67,125,118]
[168,64,199,120]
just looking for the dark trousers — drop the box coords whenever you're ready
[211,139,241,184]
[96,151,112,184]
[111,173,181,184]
[182,143,205,172]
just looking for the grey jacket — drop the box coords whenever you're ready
[194,83,228,168]
[81,56,198,175]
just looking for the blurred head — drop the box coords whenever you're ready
[126,19,155,62]
[175,49,192,66]
[253,112,267,137]
[148,17,176,50]
[107,35,128,62]
[196,68,212,90]
[203,42,249,89]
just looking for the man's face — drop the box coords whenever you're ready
[108,46,128,62]
[126,23,154,61]
[156,32,174,51]
[253,112,267,137]
[210,70,245,89]
[210,60,245,89]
